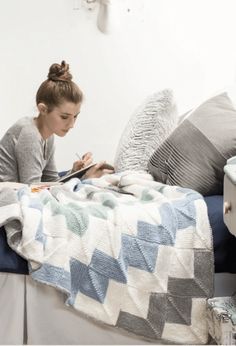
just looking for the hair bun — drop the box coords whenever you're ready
[48,60,72,82]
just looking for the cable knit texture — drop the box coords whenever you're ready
[114,89,178,173]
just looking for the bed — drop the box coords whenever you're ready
[1,86,236,345]
[0,174,236,345]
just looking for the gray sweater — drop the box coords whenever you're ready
[0,117,59,184]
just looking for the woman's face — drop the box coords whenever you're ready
[44,101,81,137]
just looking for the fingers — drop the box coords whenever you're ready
[102,169,114,175]
[72,152,93,173]
[82,152,93,167]
[95,161,106,169]
[100,163,114,171]
[72,160,84,172]
[82,151,92,158]
[83,157,93,167]
[83,161,114,179]
[96,162,114,172]
[82,152,92,161]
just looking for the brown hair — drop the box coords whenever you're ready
[36,61,83,111]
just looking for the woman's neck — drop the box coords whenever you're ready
[34,114,52,140]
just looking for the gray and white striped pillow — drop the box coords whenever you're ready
[148,92,236,196]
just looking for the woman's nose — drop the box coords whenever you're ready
[68,119,75,128]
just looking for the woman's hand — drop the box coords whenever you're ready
[82,161,114,179]
[71,152,93,172]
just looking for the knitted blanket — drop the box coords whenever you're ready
[0,172,213,344]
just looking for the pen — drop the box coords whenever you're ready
[75,152,82,160]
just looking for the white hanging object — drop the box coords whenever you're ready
[97,0,119,34]
[83,0,97,11]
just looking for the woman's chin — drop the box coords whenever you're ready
[57,131,68,137]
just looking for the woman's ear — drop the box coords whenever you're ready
[37,103,48,114]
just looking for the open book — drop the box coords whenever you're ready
[58,162,114,183]
[58,163,96,183]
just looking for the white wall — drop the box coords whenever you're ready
[1,0,236,171]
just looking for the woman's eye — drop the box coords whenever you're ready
[61,116,68,120]
[74,115,78,120]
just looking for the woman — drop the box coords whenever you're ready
[0,61,113,184]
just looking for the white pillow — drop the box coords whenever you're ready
[114,89,178,172]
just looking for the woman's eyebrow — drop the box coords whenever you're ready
[61,112,80,116]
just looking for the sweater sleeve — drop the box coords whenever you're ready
[15,128,58,184]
